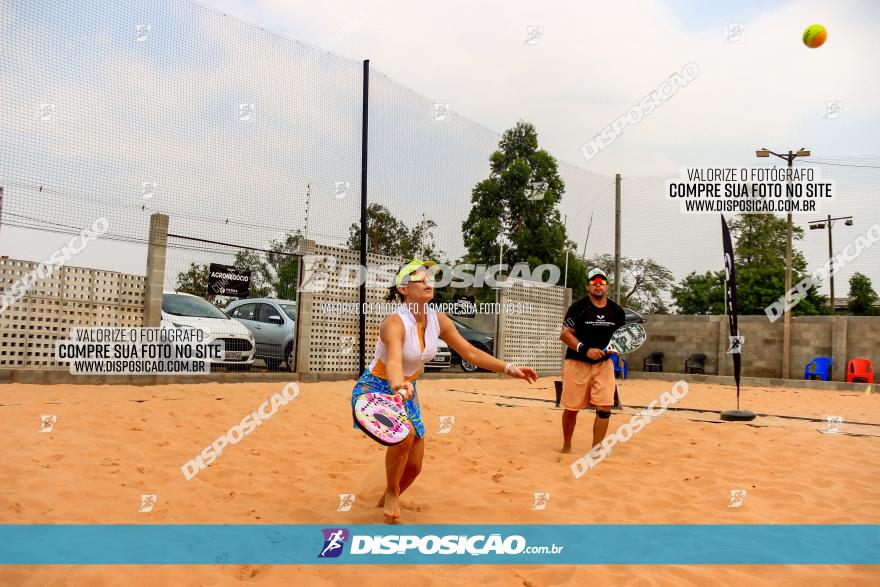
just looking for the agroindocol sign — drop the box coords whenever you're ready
[208,263,251,297]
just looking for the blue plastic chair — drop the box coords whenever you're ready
[804,357,832,381]
[611,354,627,379]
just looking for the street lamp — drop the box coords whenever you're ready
[756,147,811,380]
[808,215,854,315]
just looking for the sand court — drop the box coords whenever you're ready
[1,376,879,585]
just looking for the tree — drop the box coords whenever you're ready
[671,213,828,315]
[231,232,302,300]
[461,121,585,301]
[582,254,674,313]
[848,272,879,315]
[402,215,442,260]
[347,203,444,260]
[728,214,826,315]
[728,214,807,270]
[173,231,302,304]
[174,263,209,296]
[671,271,725,315]
[230,250,273,299]
[347,203,407,256]
[264,233,302,300]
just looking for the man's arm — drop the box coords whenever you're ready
[560,321,606,361]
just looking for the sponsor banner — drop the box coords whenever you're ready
[451,294,477,317]
[721,215,742,394]
[209,263,251,297]
[0,525,876,564]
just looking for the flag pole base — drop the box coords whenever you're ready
[720,409,756,422]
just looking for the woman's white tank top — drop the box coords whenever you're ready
[368,304,440,380]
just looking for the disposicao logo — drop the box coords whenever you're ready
[318,528,349,558]
[316,529,564,558]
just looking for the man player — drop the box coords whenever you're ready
[558,268,625,454]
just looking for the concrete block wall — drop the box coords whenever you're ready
[845,317,880,378]
[790,317,833,379]
[0,259,146,367]
[496,276,570,376]
[626,315,722,377]
[630,314,879,382]
[295,241,404,373]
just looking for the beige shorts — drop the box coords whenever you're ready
[561,358,616,410]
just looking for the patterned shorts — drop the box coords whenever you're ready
[351,371,425,438]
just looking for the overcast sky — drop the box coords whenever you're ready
[1,0,878,300]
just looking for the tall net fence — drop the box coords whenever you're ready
[0,0,363,280]
[3,0,878,374]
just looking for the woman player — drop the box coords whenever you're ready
[351,259,538,520]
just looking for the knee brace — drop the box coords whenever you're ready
[596,410,612,420]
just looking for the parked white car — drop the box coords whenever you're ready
[161,292,255,368]
[425,339,452,370]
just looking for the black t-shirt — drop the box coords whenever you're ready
[563,296,626,364]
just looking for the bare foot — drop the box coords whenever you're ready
[376,494,385,508]
[382,491,400,519]
[559,444,572,454]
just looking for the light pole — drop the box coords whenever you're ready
[808,215,853,315]
[755,147,810,379]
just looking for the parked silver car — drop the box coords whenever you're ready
[226,298,297,371]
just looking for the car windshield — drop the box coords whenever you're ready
[163,294,229,319]
[279,303,297,321]
[449,318,468,330]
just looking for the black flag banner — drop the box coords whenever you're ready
[720,215,755,421]
[721,215,741,393]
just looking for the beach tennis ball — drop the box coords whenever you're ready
[803,24,827,48]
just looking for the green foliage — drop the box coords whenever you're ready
[727,214,807,270]
[461,121,585,301]
[582,254,674,313]
[174,262,210,297]
[230,250,273,299]
[671,271,725,315]
[848,272,879,315]
[672,214,828,315]
[231,232,301,300]
[402,216,442,260]
[263,233,302,300]
[347,203,406,257]
[173,232,301,304]
[736,264,827,316]
[347,203,444,260]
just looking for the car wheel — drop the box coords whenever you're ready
[460,358,479,373]
[284,343,295,372]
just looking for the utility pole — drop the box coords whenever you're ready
[582,211,593,259]
[756,147,810,379]
[614,173,621,302]
[808,214,854,315]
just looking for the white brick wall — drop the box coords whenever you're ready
[0,259,146,367]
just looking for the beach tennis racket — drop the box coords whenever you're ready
[603,323,647,354]
[352,391,411,446]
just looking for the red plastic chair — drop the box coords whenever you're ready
[846,358,874,384]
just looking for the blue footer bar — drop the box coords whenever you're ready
[0,525,877,564]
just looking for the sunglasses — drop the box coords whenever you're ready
[589,278,608,285]
[407,272,435,284]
